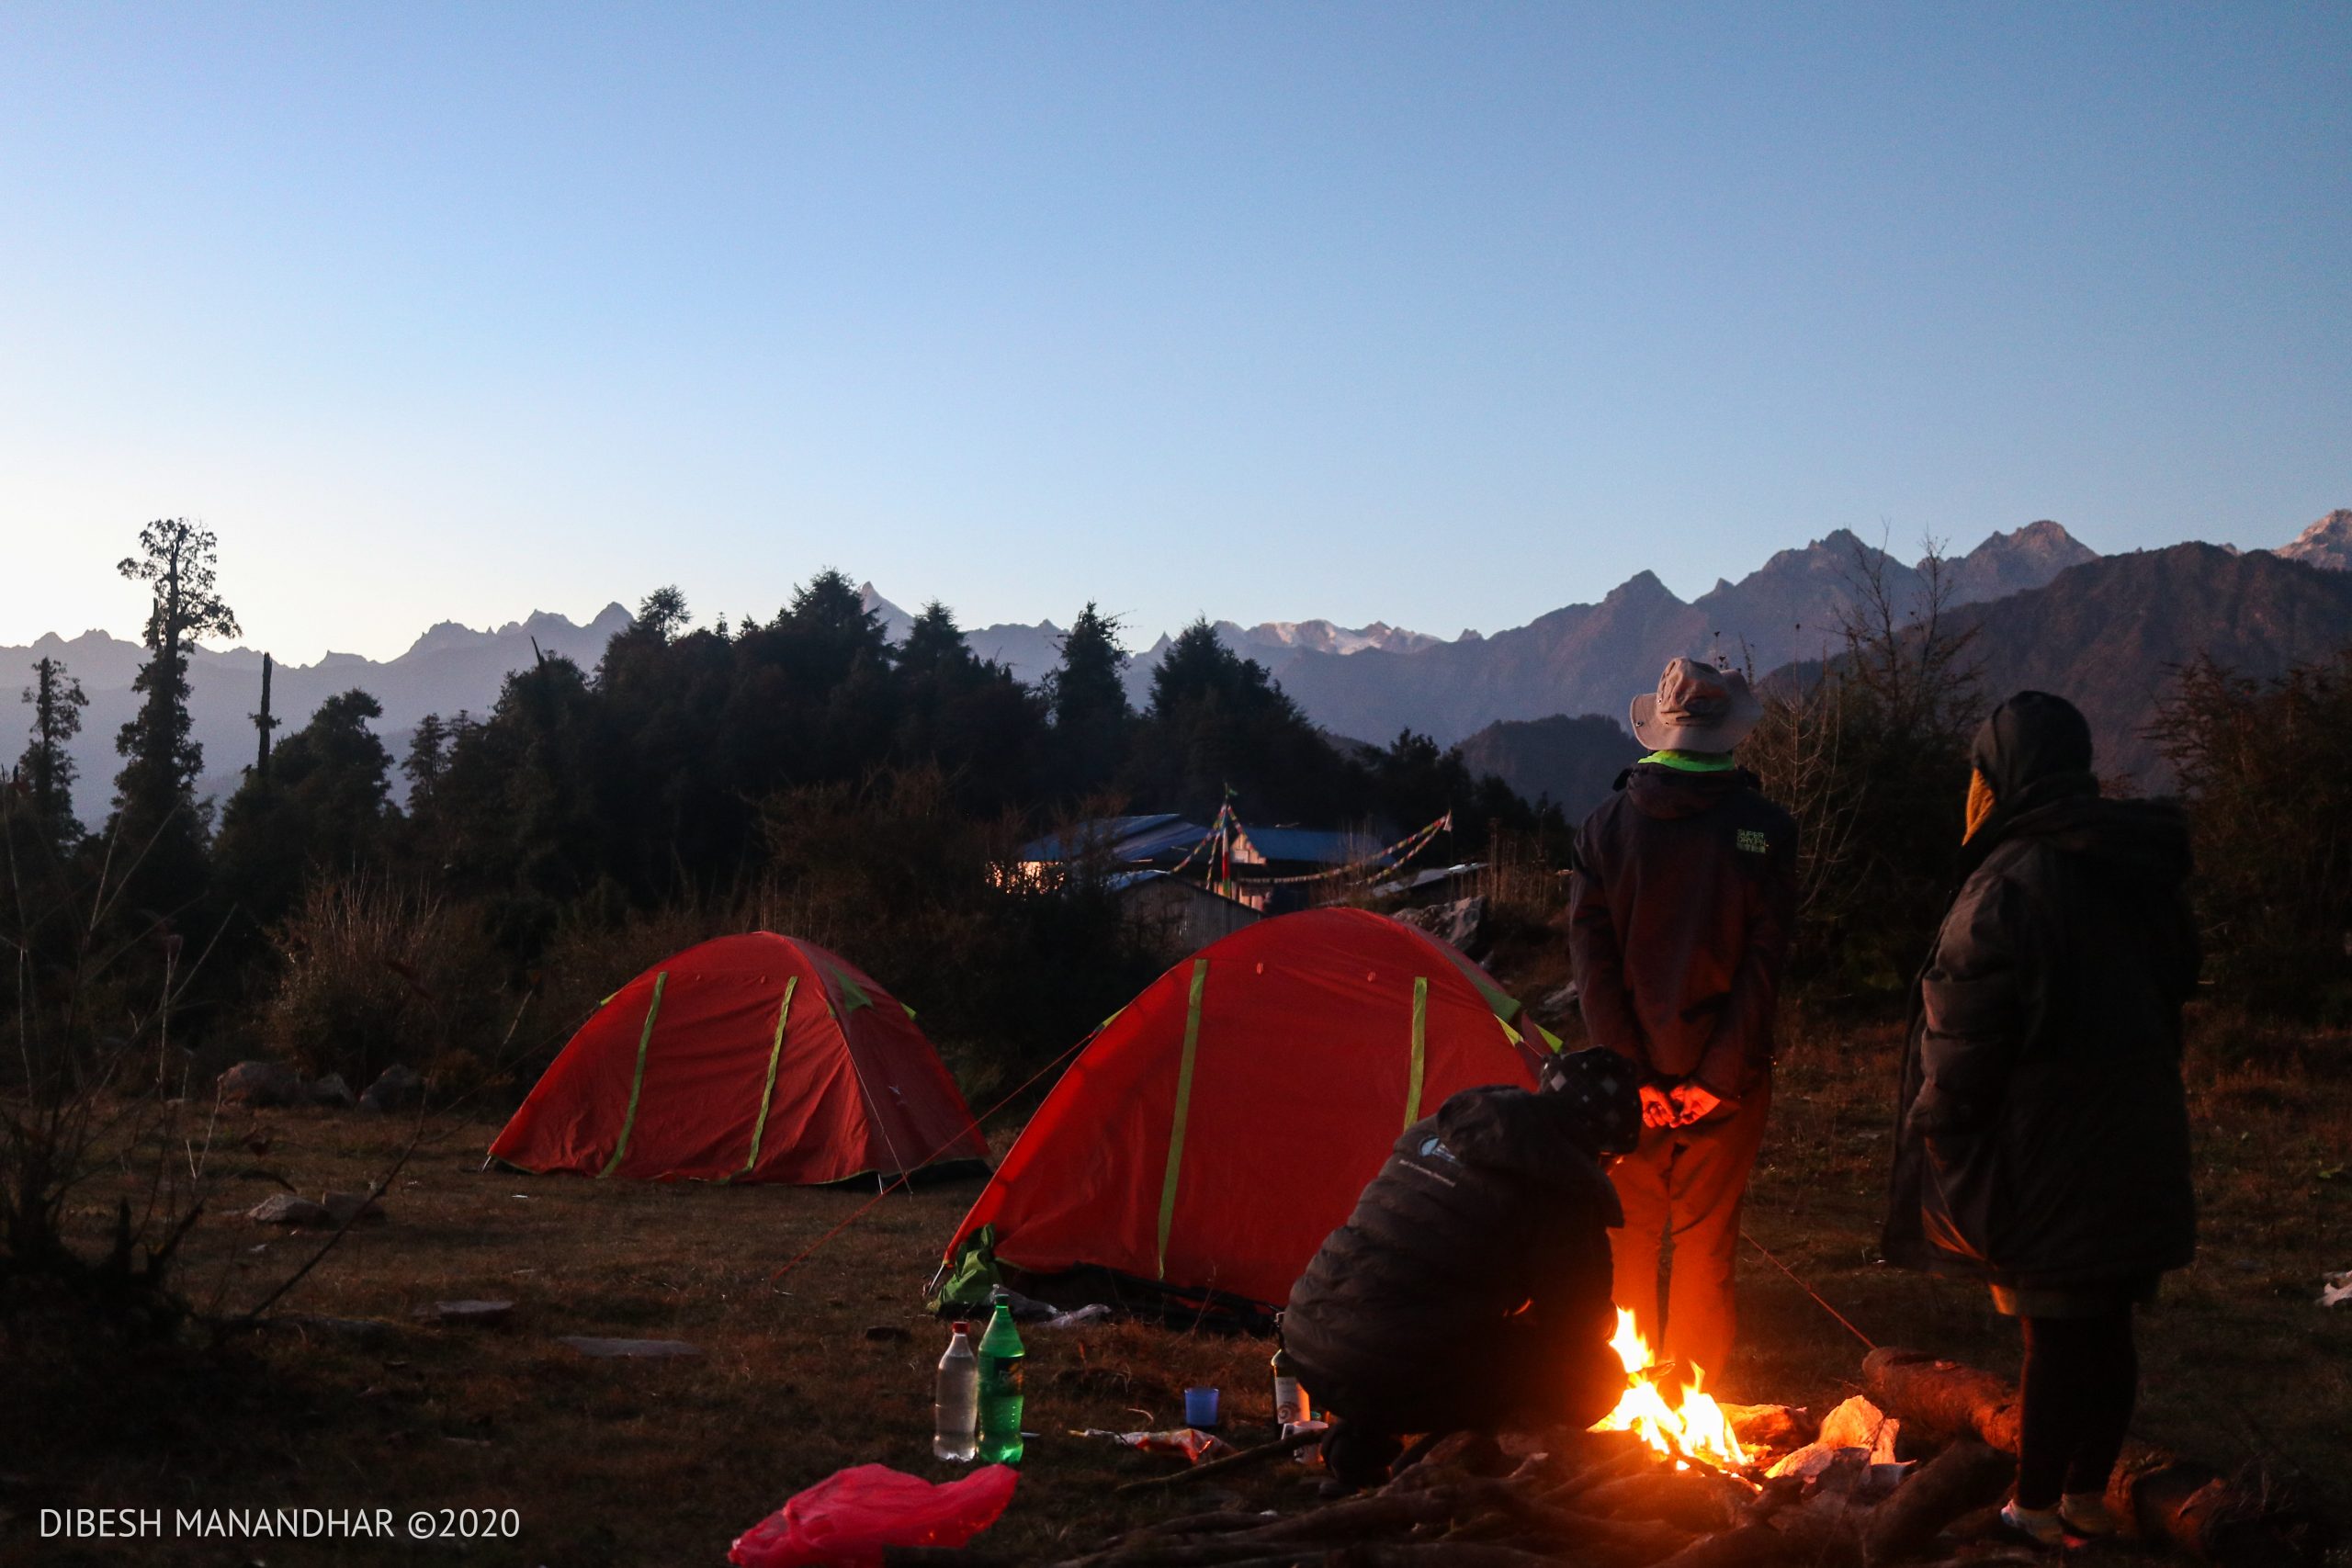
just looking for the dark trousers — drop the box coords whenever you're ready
[1607,1078,1770,1385]
[2016,1311,2138,1508]
[1307,1315,1622,1488]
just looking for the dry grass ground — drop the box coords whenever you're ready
[6,1014,2347,1567]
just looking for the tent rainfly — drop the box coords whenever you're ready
[942,907,1551,1310]
[491,933,989,1185]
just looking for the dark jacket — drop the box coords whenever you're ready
[1883,722,2200,1291]
[1569,763,1799,1098]
[1283,1086,1623,1432]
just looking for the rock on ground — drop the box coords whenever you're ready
[218,1061,305,1109]
[268,1315,398,1348]
[558,1337,701,1359]
[358,1065,425,1113]
[246,1194,334,1227]
[1389,896,1488,957]
[413,1300,515,1326]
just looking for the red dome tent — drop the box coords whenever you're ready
[943,908,1549,1311]
[491,933,989,1185]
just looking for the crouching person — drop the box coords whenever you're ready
[1283,1048,1641,1488]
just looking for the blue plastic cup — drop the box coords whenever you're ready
[1183,1386,1220,1428]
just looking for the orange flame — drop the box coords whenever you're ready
[1587,1308,1749,1471]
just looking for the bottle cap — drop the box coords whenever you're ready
[952,1320,969,1334]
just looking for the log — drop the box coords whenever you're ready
[1570,1470,1744,1535]
[1393,1431,1508,1480]
[1136,1511,1281,1539]
[1857,1349,2018,1453]
[1078,1479,1685,1568]
[1384,1463,1486,1498]
[1642,1522,1810,1568]
[1545,1442,1660,1506]
[1428,1479,1694,1567]
[1062,1539,1330,1568]
[1315,1548,1585,1568]
[1855,1438,2010,1562]
[1863,1346,2332,1566]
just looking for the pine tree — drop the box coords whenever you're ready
[1046,603,1131,796]
[111,518,240,912]
[215,689,397,926]
[786,569,890,658]
[17,656,88,851]
[899,601,980,682]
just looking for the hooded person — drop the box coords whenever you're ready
[1568,657,1798,1388]
[1283,1049,1643,1488]
[1883,691,2199,1547]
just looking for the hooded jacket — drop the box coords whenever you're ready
[1569,763,1799,1097]
[1283,1085,1624,1430]
[1883,695,2200,1291]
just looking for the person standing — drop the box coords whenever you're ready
[1884,692,2198,1547]
[1569,656,1796,1387]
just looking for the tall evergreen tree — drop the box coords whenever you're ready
[16,657,88,852]
[215,690,398,927]
[891,601,1043,813]
[899,601,980,682]
[112,518,239,912]
[785,570,891,663]
[1132,618,1355,820]
[1045,603,1131,797]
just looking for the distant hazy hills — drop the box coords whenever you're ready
[1212,521,2100,750]
[9,606,631,823]
[1948,541,2352,783]
[10,511,2349,822]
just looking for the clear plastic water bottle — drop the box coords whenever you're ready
[976,1288,1026,1466]
[933,1320,978,1462]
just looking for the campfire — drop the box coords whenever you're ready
[1588,1309,1749,1475]
[1035,1345,2325,1568]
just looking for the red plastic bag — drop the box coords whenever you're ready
[729,1463,1018,1568]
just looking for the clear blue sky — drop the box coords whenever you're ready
[3,4,2346,662]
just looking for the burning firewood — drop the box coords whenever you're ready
[1058,1330,2330,1568]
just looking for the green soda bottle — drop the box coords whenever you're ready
[976,1288,1026,1465]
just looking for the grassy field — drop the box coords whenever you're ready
[6,1012,2348,1567]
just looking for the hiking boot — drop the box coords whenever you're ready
[2060,1491,2120,1538]
[2001,1499,2070,1549]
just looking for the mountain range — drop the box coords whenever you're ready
[9,511,2348,822]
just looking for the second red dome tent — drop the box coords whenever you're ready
[944,908,1550,1311]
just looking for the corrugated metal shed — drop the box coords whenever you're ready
[1228,825,1391,868]
[1018,814,1206,865]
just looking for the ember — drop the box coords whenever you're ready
[1588,1308,1749,1472]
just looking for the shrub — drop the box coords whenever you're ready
[261,878,504,1089]
[2152,651,2352,1020]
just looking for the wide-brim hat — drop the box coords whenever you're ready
[1630,657,1762,753]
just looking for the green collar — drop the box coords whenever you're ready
[1639,750,1736,773]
